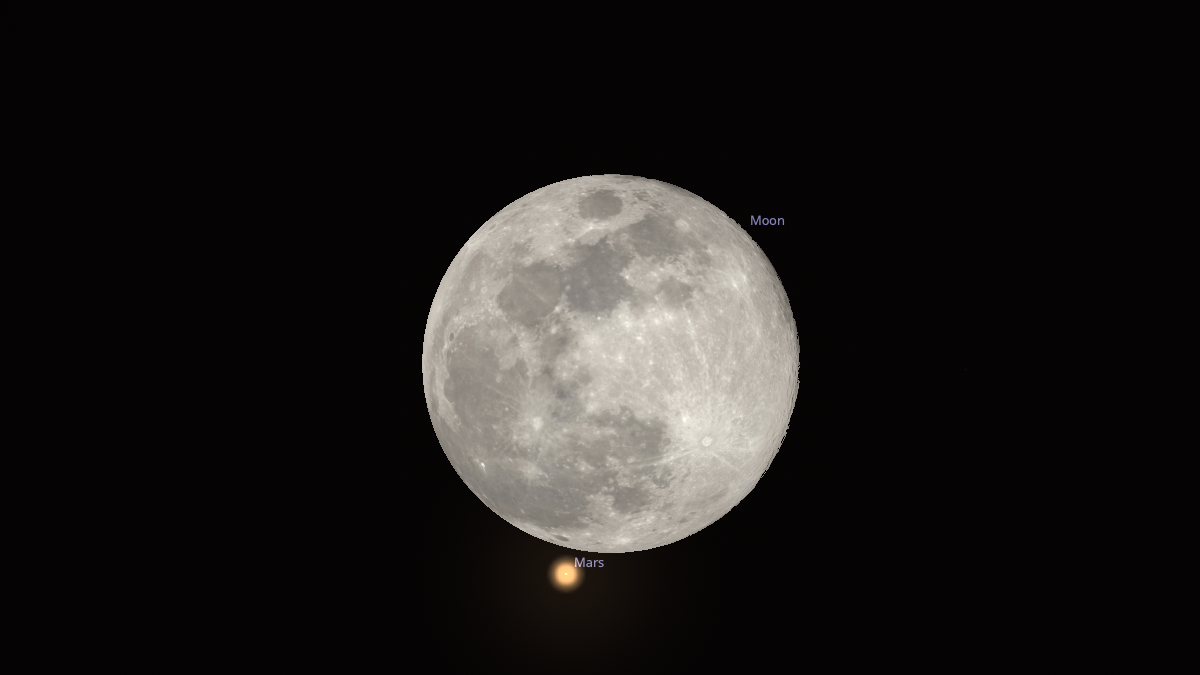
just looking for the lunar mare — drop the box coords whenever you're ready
[423,176,799,553]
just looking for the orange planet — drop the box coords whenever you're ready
[548,556,584,592]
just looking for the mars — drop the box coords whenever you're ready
[422,176,798,553]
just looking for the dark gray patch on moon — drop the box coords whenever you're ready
[554,535,570,542]
[620,211,708,263]
[611,485,654,514]
[443,323,527,447]
[562,236,636,316]
[503,473,597,530]
[497,261,562,327]
[655,277,693,308]
[577,189,623,220]
[584,406,669,465]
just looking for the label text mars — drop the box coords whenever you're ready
[575,558,604,568]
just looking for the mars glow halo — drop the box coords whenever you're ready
[422,176,798,553]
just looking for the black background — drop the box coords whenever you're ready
[189,161,998,658]
[25,12,1182,668]
[51,29,1151,666]
[158,61,1022,660]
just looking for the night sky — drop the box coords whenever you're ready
[197,160,995,658]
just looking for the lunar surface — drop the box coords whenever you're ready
[422,176,798,553]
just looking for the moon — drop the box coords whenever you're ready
[422,176,798,553]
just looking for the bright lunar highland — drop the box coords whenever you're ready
[422,176,799,553]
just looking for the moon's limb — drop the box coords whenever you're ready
[423,176,798,553]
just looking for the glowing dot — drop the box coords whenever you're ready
[549,557,583,592]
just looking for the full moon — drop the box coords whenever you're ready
[422,176,798,553]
